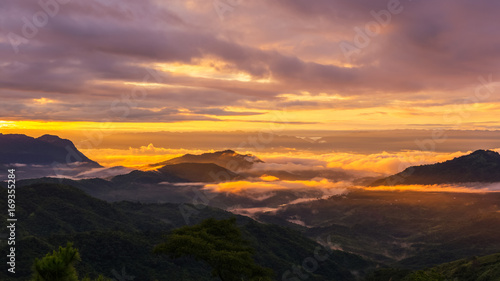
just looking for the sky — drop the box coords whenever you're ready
[1,0,500,171]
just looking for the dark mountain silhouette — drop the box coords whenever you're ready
[150,149,263,171]
[110,169,186,185]
[112,162,241,185]
[0,133,101,167]
[371,150,500,186]
[157,162,241,182]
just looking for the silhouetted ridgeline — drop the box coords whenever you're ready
[371,150,500,186]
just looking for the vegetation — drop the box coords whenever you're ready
[367,253,500,280]
[258,189,500,268]
[5,170,500,280]
[154,218,273,281]
[31,243,112,281]
[0,183,370,280]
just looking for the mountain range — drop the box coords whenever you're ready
[371,149,500,186]
[4,133,498,187]
[3,133,500,280]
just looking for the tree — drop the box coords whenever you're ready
[31,242,80,281]
[154,217,273,281]
[31,242,113,281]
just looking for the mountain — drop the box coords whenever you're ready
[0,133,101,179]
[157,162,242,182]
[0,133,100,167]
[367,252,500,280]
[112,162,241,184]
[256,190,500,269]
[150,149,263,171]
[371,150,500,186]
[0,182,373,280]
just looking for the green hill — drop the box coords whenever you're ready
[0,183,372,280]
[257,190,500,269]
[366,252,500,280]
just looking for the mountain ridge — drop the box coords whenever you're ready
[0,133,101,167]
[149,149,263,171]
[371,149,500,186]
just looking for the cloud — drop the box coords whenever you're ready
[204,178,350,194]
[323,150,467,175]
[252,150,467,176]
[364,183,500,193]
[2,0,500,126]
[227,207,280,218]
[78,146,208,168]
[75,166,133,178]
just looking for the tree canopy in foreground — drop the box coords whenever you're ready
[154,217,273,281]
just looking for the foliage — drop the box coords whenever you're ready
[260,189,500,268]
[31,242,81,281]
[367,253,500,281]
[30,242,114,281]
[401,270,446,281]
[0,183,370,280]
[154,218,273,281]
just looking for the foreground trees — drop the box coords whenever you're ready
[31,243,112,281]
[154,217,273,281]
[30,218,274,280]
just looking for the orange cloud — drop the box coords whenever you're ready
[323,150,468,175]
[260,175,280,181]
[33,97,56,105]
[204,178,350,194]
[364,183,500,193]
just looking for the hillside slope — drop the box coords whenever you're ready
[0,134,100,167]
[371,150,500,186]
[367,252,500,281]
[0,183,372,280]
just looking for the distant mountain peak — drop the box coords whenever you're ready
[470,149,500,157]
[38,134,62,140]
[38,134,73,147]
[150,150,263,171]
[371,149,500,186]
[0,133,101,179]
[451,149,500,164]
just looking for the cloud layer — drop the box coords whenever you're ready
[1,0,500,129]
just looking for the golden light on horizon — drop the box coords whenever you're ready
[2,99,500,137]
[0,121,15,128]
